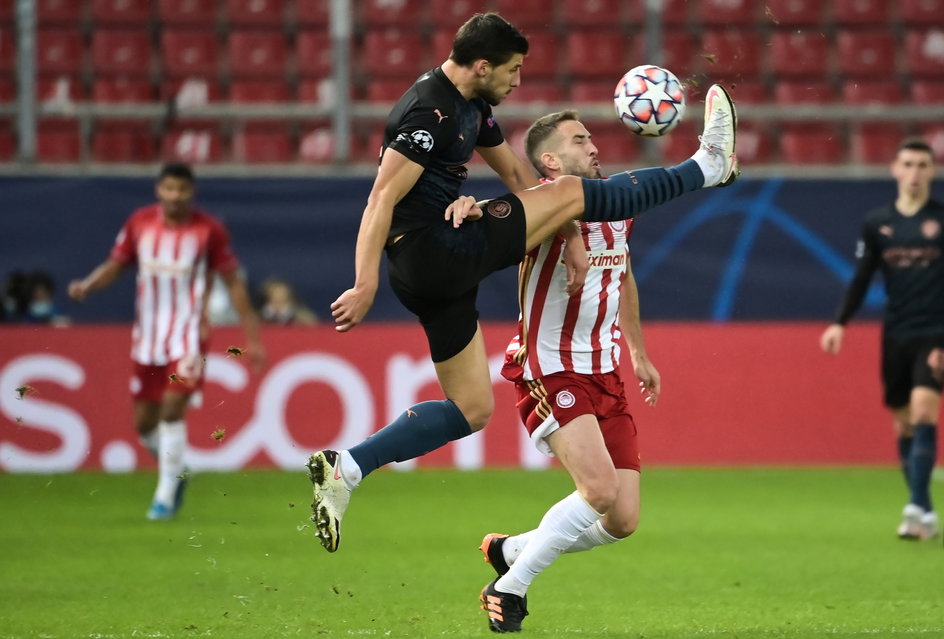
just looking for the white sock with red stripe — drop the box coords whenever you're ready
[154,420,186,506]
[495,491,602,597]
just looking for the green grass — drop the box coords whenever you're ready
[1,468,942,638]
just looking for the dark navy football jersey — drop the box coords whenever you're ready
[382,67,505,238]
[839,199,944,338]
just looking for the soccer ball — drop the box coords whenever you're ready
[613,65,686,137]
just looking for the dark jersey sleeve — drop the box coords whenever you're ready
[474,102,504,148]
[834,219,881,325]
[387,107,455,167]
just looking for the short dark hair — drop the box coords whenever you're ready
[525,110,581,175]
[449,13,529,67]
[158,162,195,182]
[897,137,934,160]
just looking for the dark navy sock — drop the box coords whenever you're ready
[898,435,914,489]
[581,159,705,223]
[348,399,472,478]
[909,424,937,511]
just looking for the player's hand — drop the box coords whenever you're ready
[820,324,844,354]
[634,359,661,407]
[562,237,588,296]
[444,195,483,228]
[67,280,88,302]
[331,286,376,333]
[928,348,944,381]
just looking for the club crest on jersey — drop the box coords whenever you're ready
[410,129,434,152]
[487,200,512,219]
[555,390,576,409]
[922,219,941,239]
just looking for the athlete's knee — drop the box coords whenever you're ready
[455,396,494,432]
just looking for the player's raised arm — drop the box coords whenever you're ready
[331,148,425,332]
[477,140,541,192]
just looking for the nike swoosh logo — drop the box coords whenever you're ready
[333,461,342,481]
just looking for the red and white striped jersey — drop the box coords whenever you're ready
[503,218,633,381]
[110,204,239,365]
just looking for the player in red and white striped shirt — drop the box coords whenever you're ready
[69,163,263,520]
[480,111,661,631]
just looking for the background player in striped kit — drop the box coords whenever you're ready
[478,110,660,633]
[820,138,943,542]
[68,163,264,520]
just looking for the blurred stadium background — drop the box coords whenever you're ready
[3,0,944,474]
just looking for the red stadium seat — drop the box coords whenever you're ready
[731,122,773,164]
[836,30,897,78]
[0,79,12,102]
[225,0,284,26]
[358,0,426,27]
[294,0,329,25]
[911,80,944,103]
[428,0,487,29]
[726,80,769,104]
[700,30,762,79]
[904,30,944,77]
[694,0,757,26]
[492,0,556,27]
[91,0,151,23]
[228,31,288,78]
[850,123,909,164]
[161,77,225,103]
[37,74,84,103]
[565,29,627,79]
[770,31,830,78]
[842,80,904,104]
[832,0,893,25]
[0,126,14,161]
[584,122,641,165]
[0,0,11,22]
[780,124,844,164]
[559,0,624,27]
[299,77,350,103]
[37,29,84,75]
[570,79,618,103]
[93,77,155,103]
[362,78,410,102]
[504,80,564,105]
[919,124,944,161]
[161,30,221,77]
[626,0,688,26]
[659,30,697,80]
[230,79,291,102]
[91,30,152,75]
[520,33,559,79]
[296,30,333,77]
[774,79,837,103]
[900,0,944,24]
[37,0,84,24]
[763,0,826,25]
[432,27,455,60]
[162,124,225,163]
[92,121,156,162]
[0,25,13,74]
[232,122,294,163]
[37,119,81,163]
[158,0,219,26]
[298,123,335,163]
[360,29,426,78]
[655,121,698,164]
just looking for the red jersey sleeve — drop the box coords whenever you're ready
[108,210,142,265]
[206,216,240,275]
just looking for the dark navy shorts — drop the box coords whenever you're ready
[386,194,526,362]
[881,334,944,407]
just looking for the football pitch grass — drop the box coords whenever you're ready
[1,468,942,638]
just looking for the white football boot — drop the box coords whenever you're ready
[307,450,352,552]
[897,503,925,540]
[697,84,739,187]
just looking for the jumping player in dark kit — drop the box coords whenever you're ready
[821,138,943,541]
[307,11,740,567]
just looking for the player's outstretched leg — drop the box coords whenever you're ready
[307,450,352,552]
[480,578,529,633]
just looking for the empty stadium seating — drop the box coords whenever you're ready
[91,0,152,23]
